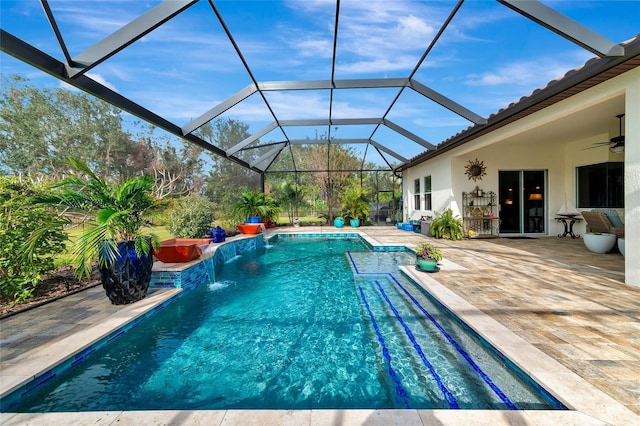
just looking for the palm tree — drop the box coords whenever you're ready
[32,158,167,304]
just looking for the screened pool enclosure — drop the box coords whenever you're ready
[1,0,630,221]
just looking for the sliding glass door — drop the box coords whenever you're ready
[498,170,546,235]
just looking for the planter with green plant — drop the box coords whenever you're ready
[233,189,280,224]
[333,216,345,228]
[31,158,167,305]
[414,243,443,272]
[341,184,370,228]
[430,208,464,241]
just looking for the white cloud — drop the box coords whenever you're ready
[282,0,447,77]
[465,50,594,87]
[86,72,118,92]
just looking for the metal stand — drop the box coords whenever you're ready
[555,215,582,238]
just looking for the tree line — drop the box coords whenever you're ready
[1,74,399,220]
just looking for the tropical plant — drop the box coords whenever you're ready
[414,243,443,262]
[233,189,280,223]
[0,177,68,303]
[168,194,216,238]
[430,208,465,241]
[340,184,370,221]
[276,181,305,225]
[29,158,168,304]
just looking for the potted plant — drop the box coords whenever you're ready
[32,158,167,305]
[415,243,443,272]
[583,231,617,254]
[430,208,464,241]
[233,189,280,224]
[334,216,345,228]
[341,184,370,228]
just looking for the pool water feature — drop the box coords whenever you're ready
[6,236,565,412]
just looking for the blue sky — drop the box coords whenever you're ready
[1,0,639,166]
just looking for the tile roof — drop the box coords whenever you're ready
[401,33,640,170]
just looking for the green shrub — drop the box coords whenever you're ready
[430,208,465,241]
[0,177,68,303]
[168,194,217,238]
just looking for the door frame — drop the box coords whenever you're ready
[498,170,548,236]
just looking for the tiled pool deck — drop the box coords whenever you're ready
[1,226,638,425]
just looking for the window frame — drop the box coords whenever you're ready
[423,175,432,211]
[576,162,624,208]
[413,178,420,210]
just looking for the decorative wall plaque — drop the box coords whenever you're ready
[465,158,486,181]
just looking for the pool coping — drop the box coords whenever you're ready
[1,230,636,425]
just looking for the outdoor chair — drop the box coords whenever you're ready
[581,210,624,238]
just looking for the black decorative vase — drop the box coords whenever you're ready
[99,240,153,305]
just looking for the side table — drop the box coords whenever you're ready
[555,215,582,238]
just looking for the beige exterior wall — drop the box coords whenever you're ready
[624,70,640,285]
[403,66,639,286]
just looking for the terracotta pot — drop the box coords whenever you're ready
[237,223,263,234]
[154,238,211,263]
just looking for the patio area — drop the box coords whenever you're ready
[1,226,637,425]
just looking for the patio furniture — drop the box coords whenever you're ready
[555,215,582,238]
[581,211,624,238]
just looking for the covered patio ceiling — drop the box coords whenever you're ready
[1,0,635,175]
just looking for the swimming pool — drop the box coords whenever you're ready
[7,236,565,411]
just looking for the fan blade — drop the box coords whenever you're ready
[582,142,610,151]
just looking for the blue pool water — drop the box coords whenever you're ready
[8,236,565,411]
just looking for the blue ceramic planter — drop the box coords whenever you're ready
[99,239,153,305]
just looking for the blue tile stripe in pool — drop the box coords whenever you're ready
[387,274,518,410]
[346,251,362,273]
[357,286,411,409]
[374,281,459,409]
[346,250,517,410]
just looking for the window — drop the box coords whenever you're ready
[414,178,420,210]
[423,176,432,210]
[577,162,624,208]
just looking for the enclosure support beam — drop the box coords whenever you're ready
[226,122,278,157]
[0,29,260,174]
[67,0,197,77]
[410,79,487,125]
[499,0,624,57]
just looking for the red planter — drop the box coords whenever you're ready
[153,238,212,263]
[237,223,263,234]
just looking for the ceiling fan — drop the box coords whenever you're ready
[590,114,625,153]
